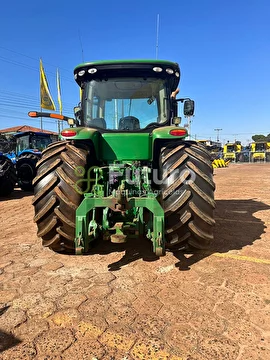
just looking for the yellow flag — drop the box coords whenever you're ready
[56,68,62,114]
[40,59,56,111]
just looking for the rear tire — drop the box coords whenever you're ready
[159,141,215,250]
[0,155,17,197]
[17,153,41,191]
[32,141,93,253]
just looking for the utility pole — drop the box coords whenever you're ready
[187,116,192,140]
[214,128,222,142]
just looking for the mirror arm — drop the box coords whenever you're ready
[176,97,191,103]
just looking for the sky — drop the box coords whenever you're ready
[0,0,269,145]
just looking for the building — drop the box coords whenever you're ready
[0,125,58,136]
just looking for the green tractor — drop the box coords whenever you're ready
[29,59,215,256]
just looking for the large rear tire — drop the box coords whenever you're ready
[32,141,93,252]
[16,153,41,191]
[0,155,17,197]
[159,141,215,250]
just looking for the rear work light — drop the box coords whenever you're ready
[61,130,77,137]
[169,129,187,136]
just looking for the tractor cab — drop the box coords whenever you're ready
[223,141,242,162]
[253,142,267,152]
[14,131,53,154]
[73,60,194,131]
[14,131,57,191]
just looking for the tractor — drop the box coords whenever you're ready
[14,131,57,191]
[250,141,270,162]
[28,59,215,256]
[0,131,57,195]
[223,141,242,163]
[0,134,17,196]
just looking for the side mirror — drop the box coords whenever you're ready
[74,105,82,121]
[184,100,195,116]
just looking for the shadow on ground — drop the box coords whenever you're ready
[0,330,21,353]
[88,199,270,271]
[92,235,159,271]
[173,198,270,270]
[0,306,21,353]
[0,188,33,201]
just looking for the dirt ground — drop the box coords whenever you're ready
[0,163,270,360]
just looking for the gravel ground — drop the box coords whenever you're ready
[0,162,270,359]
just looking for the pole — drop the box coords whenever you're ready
[188,116,191,140]
[57,119,61,135]
[40,107,43,132]
[214,128,222,142]
[39,59,42,132]
[156,14,160,59]
[78,29,84,63]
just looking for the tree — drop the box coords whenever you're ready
[252,134,267,142]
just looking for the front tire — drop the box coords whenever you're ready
[0,155,17,197]
[16,153,41,191]
[159,141,215,250]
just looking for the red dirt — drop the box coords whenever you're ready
[0,163,269,359]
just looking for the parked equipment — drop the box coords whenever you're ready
[250,141,270,162]
[29,59,215,256]
[212,159,230,168]
[197,140,222,161]
[14,131,56,191]
[0,135,17,196]
[0,131,57,194]
[223,141,242,162]
[197,140,225,167]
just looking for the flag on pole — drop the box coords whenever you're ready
[40,59,56,111]
[56,68,62,114]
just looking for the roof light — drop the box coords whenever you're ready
[61,130,77,137]
[78,70,85,76]
[166,68,174,74]
[175,71,180,77]
[170,129,187,137]
[74,74,77,80]
[153,66,163,72]
[88,68,97,74]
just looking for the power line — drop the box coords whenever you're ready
[0,46,79,132]
[0,46,71,73]
[214,128,222,142]
[0,54,74,83]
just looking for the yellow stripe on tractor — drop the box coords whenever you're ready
[212,159,230,168]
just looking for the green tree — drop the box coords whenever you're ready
[252,134,267,142]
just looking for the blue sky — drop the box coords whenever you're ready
[0,0,269,145]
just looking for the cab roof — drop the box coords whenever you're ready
[73,59,180,90]
[74,59,179,71]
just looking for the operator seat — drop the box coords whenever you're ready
[119,116,140,130]
[89,117,107,129]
